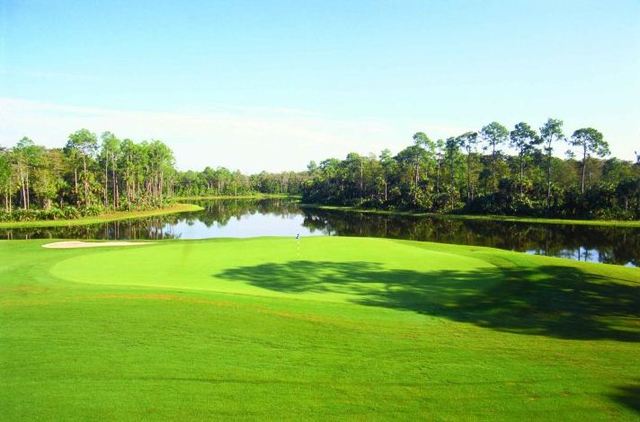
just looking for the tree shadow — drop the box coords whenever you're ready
[609,382,640,414]
[216,261,640,341]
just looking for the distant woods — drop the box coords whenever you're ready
[303,120,640,220]
[1,119,639,221]
[0,129,303,221]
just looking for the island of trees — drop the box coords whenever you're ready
[1,118,639,222]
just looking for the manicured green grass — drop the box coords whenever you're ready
[0,203,203,229]
[301,204,640,227]
[1,237,639,419]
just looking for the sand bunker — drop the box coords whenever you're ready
[42,241,153,249]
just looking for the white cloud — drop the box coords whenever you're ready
[0,98,423,173]
[2,97,635,173]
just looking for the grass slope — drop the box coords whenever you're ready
[174,194,296,200]
[1,237,639,420]
[301,204,640,227]
[0,203,203,229]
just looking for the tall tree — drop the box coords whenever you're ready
[344,152,365,200]
[443,137,464,210]
[378,149,396,202]
[100,132,121,208]
[147,140,174,203]
[14,137,43,209]
[65,129,98,207]
[480,122,509,158]
[570,128,610,193]
[480,122,509,191]
[395,132,435,206]
[457,131,479,201]
[32,149,65,209]
[434,139,444,194]
[119,139,139,205]
[509,122,540,194]
[0,148,13,212]
[539,118,564,207]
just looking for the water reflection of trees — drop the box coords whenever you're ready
[192,199,301,227]
[2,199,637,266]
[0,217,182,241]
[301,210,640,266]
[0,199,302,241]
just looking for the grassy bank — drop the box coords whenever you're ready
[0,203,203,229]
[175,193,297,201]
[1,237,638,419]
[301,204,640,227]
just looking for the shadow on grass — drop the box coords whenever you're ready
[217,261,640,341]
[609,382,640,414]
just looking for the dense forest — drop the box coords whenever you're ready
[1,118,639,222]
[0,129,303,221]
[174,169,305,199]
[302,119,640,220]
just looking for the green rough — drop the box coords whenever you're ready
[1,237,639,420]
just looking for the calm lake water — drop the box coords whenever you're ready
[2,199,639,267]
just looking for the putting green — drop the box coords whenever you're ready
[51,237,496,303]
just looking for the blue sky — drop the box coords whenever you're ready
[1,0,638,172]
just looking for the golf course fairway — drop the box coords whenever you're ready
[1,237,639,419]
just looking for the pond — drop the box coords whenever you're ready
[2,198,638,267]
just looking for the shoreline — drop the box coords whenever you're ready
[299,204,640,228]
[0,203,203,229]
[174,194,297,201]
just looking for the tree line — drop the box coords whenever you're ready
[173,169,305,198]
[0,129,304,221]
[2,119,639,222]
[302,119,640,220]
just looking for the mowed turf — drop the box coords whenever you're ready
[1,237,639,420]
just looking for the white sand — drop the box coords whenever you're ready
[42,241,153,249]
